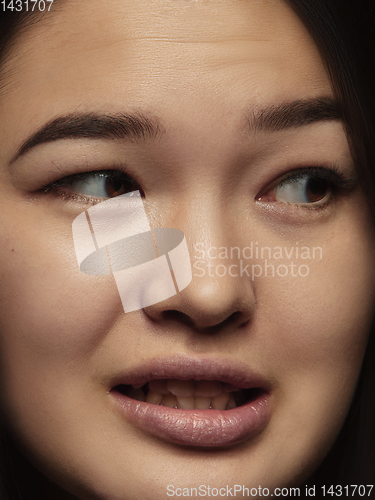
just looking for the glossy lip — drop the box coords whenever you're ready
[109,355,272,447]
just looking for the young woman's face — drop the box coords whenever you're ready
[0,0,374,498]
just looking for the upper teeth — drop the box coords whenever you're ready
[127,379,240,410]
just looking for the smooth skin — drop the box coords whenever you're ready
[0,0,374,499]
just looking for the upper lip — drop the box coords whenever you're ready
[109,354,272,392]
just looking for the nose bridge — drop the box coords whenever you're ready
[172,187,242,272]
[144,189,256,330]
[188,196,239,270]
[185,189,228,249]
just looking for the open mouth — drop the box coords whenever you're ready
[112,380,264,410]
[110,357,271,446]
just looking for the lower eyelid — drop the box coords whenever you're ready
[254,196,337,225]
[47,187,104,206]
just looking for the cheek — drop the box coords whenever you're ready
[254,195,375,369]
[0,205,123,403]
[251,210,375,478]
[272,231,374,366]
[262,250,373,401]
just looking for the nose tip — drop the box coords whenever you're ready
[143,270,255,332]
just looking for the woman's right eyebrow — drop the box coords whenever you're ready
[10,112,166,163]
[10,96,342,164]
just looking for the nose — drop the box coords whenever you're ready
[143,200,256,333]
[144,271,255,332]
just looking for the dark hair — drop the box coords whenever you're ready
[286,0,375,489]
[0,1,375,498]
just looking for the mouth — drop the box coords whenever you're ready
[109,356,272,447]
[112,380,264,410]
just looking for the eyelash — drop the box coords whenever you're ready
[277,165,353,188]
[256,165,357,209]
[41,164,356,210]
[42,168,141,206]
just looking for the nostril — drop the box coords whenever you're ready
[160,310,196,326]
[199,311,247,334]
[151,309,246,333]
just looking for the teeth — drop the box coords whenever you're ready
[226,393,236,410]
[194,380,222,398]
[132,382,145,389]
[126,379,249,410]
[211,392,229,410]
[148,380,169,394]
[127,387,145,402]
[167,379,195,397]
[162,394,178,408]
[194,397,211,410]
[146,391,163,405]
[223,383,240,393]
[176,396,195,409]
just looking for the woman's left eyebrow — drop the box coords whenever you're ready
[10,112,165,163]
[248,96,343,132]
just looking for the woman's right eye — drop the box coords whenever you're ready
[43,170,142,202]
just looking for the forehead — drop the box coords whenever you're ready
[0,0,332,145]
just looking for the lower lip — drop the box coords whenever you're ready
[111,390,271,447]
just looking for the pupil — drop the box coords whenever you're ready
[106,177,126,197]
[306,178,327,202]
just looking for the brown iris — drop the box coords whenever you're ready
[105,175,140,198]
[305,177,329,203]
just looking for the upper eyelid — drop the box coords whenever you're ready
[255,165,358,211]
[41,169,141,207]
[267,165,357,190]
[43,168,137,189]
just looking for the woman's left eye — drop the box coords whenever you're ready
[43,170,141,202]
[256,167,352,207]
